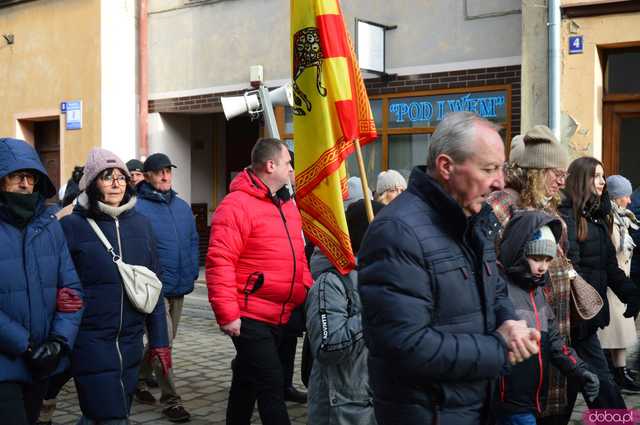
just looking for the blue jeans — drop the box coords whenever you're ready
[497,412,537,425]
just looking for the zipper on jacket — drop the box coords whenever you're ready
[166,203,184,293]
[529,289,544,415]
[21,230,32,337]
[274,202,297,325]
[113,218,127,412]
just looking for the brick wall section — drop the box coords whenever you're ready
[149,65,521,136]
[148,89,246,114]
[364,65,521,136]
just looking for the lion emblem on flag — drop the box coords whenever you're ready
[292,27,327,116]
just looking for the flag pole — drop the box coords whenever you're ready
[353,139,374,222]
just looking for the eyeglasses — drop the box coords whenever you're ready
[549,169,569,180]
[99,173,127,185]
[6,171,38,185]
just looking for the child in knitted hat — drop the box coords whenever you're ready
[495,210,599,424]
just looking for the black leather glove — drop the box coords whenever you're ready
[623,299,640,318]
[25,335,67,379]
[579,369,600,403]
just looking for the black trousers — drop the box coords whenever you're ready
[546,332,627,425]
[278,336,297,389]
[0,381,47,425]
[279,307,304,389]
[226,318,291,425]
[44,368,72,400]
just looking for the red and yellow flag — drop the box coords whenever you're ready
[291,0,377,274]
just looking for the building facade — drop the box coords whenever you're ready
[148,0,522,214]
[0,0,138,197]
[560,0,640,187]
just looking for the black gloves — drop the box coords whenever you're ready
[25,335,67,379]
[623,298,640,318]
[578,369,600,403]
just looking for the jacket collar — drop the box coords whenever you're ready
[137,181,175,204]
[230,168,290,206]
[560,190,611,220]
[97,196,137,218]
[407,166,469,239]
[0,193,48,228]
[74,192,136,220]
[0,201,57,233]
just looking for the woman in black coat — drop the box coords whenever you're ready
[558,156,640,419]
[60,148,171,425]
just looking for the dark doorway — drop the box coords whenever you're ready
[602,46,640,189]
[225,116,259,191]
[34,120,61,202]
[603,101,640,188]
[18,118,61,202]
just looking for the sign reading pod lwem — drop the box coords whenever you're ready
[387,90,507,128]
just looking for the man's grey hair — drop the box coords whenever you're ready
[426,112,501,171]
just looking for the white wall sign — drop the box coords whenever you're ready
[65,100,82,130]
[356,20,385,74]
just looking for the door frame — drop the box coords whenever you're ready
[14,109,65,182]
[602,97,640,177]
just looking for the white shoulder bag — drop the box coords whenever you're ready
[86,218,163,314]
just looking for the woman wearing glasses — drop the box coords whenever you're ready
[59,148,171,425]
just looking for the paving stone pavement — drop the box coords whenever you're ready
[48,283,640,425]
[50,311,308,425]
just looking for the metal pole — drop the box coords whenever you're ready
[257,86,280,139]
[548,0,561,140]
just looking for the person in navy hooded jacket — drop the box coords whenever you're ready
[0,138,83,425]
[134,153,198,422]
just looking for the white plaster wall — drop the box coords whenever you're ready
[148,0,521,97]
[148,112,192,203]
[101,0,138,159]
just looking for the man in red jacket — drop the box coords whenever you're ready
[206,138,312,425]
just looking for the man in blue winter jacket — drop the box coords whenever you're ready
[0,138,83,425]
[134,153,198,423]
[358,112,542,425]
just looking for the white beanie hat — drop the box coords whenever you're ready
[79,148,130,191]
[525,225,557,259]
[376,169,407,195]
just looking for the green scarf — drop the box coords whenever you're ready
[0,191,41,229]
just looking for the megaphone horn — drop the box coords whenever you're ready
[269,82,294,107]
[220,92,260,121]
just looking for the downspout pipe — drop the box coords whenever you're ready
[548,0,561,140]
[139,0,149,158]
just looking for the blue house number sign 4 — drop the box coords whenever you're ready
[569,36,583,54]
